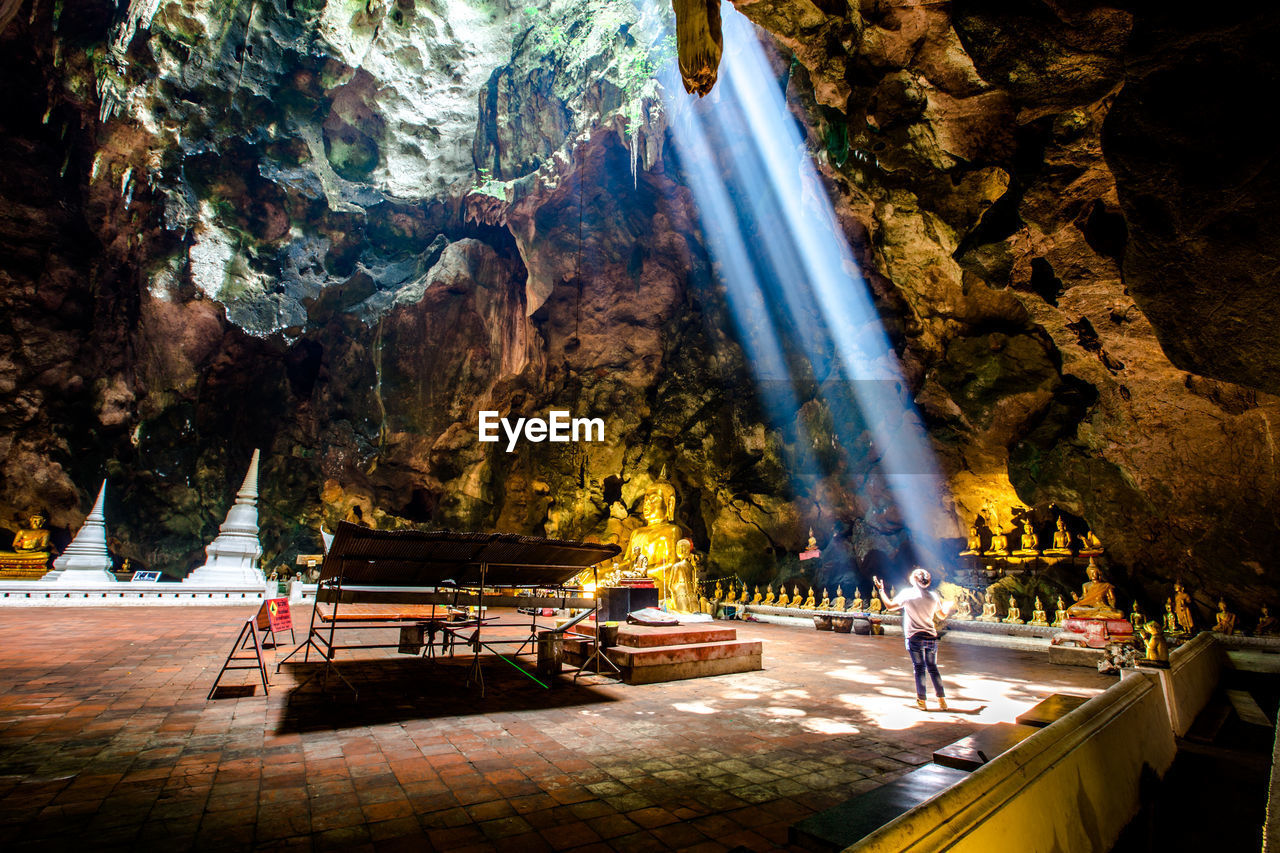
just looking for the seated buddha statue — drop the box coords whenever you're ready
[751,586,762,606]
[1029,597,1050,626]
[630,469,688,594]
[1044,517,1073,557]
[1013,519,1041,557]
[832,586,846,611]
[789,585,803,609]
[960,523,982,557]
[816,589,831,611]
[977,588,1000,622]
[775,586,789,607]
[713,581,724,601]
[1214,599,1237,635]
[849,589,865,612]
[0,511,55,577]
[953,595,973,621]
[985,503,1009,556]
[1164,599,1180,635]
[724,583,738,604]
[1257,604,1277,636]
[1003,599,1024,625]
[802,587,817,609]
[1065,558,1123,620]
[1053,595,1068,627]
[1129,602,1144,634]
[762,586,776,606]
[699,593,711,613]
[868,590,883,614]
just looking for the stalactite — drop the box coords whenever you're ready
[673,0,722,97]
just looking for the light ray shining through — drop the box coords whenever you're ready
[652,0,950,567]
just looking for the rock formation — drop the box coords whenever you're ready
[0,0,1277,617]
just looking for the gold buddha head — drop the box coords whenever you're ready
[641,481,676,526]
[676,538,693,559]
[27,512,47,530]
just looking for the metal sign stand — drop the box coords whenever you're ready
[208,618,270,699]
[576,564,621,680]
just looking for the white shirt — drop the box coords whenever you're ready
[893,586,944,638]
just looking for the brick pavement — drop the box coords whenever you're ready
[0,606,1112,851]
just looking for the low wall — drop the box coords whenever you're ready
[847,671,1176,853]
[0,581,272,606]
[1158,632,1226,736]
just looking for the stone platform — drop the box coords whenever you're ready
[565,621,763,684]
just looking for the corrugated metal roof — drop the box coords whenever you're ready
[318,522,621,587]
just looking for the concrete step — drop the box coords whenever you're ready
[790,763,969,851]
[1015,693,1091,728]
[564,636,763,685]
[932,722,1039,772]
[574,622,740,647]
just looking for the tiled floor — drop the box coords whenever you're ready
[0,606,1112,851]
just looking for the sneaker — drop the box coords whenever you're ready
[938,697,948,711]
[916,698,927,711]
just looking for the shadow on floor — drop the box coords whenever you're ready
[274,655,619,733]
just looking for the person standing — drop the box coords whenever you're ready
[875,569,953,711]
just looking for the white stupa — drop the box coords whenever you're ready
[183,449,267,587]
[42,480,117,584]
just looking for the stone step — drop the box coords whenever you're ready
[789,763,969,851]
[932,722,1039,772]
[1015,693,1091,728]
[563,637,763,685]
[574,622,739,647]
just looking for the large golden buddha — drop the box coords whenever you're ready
[1065,558,1123,620]
[627,470,694,611]
[0,512,54,578]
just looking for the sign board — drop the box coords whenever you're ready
[130,571,163,583]
[798,549,821,561]
[255,598,293,635]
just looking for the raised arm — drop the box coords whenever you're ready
[873,576,901,612]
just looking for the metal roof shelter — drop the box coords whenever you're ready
[280,523,622,697]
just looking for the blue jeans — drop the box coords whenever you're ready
[906,633,945,699]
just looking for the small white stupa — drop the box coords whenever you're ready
[42,480,117,584]
[183,449,267,587]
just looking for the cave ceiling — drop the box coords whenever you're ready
[0,0,1277,623]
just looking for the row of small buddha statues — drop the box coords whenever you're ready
[705,581,893,614]
[961,503,1104,561]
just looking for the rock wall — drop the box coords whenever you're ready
[0,0,1276,624]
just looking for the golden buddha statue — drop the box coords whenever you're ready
[0,511,55,578]
[1044,516,1073,557]
[1164,599,1179,634]
[1029,597,1050,626]
[977,588,1000,622]
[725,583,738,605]
[806,528,818,551]
[1173,581,1195,634]
[960,522,982,556]
[1129,601,1144,634]
[953,595,973,621]
[650,538,699,613]
[1079,528,1104,556]
[985,502,1009,556]
[1214,599,1237,635]
[868,591,883,614]
[789,584,802,609]
[1002,599,1024,625]
[1257,604,1277,636]
[625,469,689,593]
[713,580,724,601]
[751,586,762,606]
[1013,519,1040,557]
[1065,558,1123,620]
[1053,595,1067,627]
[1142,621,1169,664]
[802,587,817,609]
[699,594,711,613]
[832,586,845,611]
[816,588,830,611]
[849,589,865,612]
[762,586,776,607]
